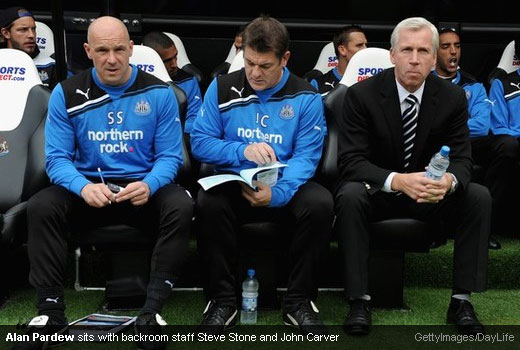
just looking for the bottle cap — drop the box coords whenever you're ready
[440,145,450,157]
[247,269,255,277]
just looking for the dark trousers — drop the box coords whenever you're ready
[196,181,333,311]
[334,181,490,298]
[472,134,519,233]
[27,184,193,289]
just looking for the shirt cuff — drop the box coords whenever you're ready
[382,172,398,193]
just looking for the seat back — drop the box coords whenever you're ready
[320,48,393,188]
[35,21,55,57]
[228,50,244,73]
[209,43,236,80]
[0,49,50,245]
[340,47,392,87]
[129,45,191,184]
[497,40,519,74]
[163,32,204,84]
[303,42,337,81]
[488,40,520,84]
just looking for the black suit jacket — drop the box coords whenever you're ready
[337,68,472,195]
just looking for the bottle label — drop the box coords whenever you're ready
[242,297,257,312]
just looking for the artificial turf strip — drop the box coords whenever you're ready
[405,237,520,289]
[2,238,520,326]
[1,239,519,350]
[2,287,519,326]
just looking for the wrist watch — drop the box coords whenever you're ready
[448,173,458,194]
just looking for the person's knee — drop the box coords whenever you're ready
[297,183,334,218]
[465,182,492,212]
[195,189,229,216]
[161,186,194,220]
[495,135,519,159]
[334,182,368,212]
[27,186,67,219]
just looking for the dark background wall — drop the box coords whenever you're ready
[4,0,520,92]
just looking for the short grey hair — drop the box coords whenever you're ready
[390,17,439,54]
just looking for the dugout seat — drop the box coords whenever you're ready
[163,32,204,86]
[0,49,50,302]
[73,45,193,310]
[35,21,55,57]
[228,50,244,73]
[324,47,439,308]
[210,43,238,79]
[488,40,520,85]
[303,42,337,82]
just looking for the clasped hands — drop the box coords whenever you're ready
[391,171,453,203]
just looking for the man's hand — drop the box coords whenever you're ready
[391,172,451,203]
[114,181,151,206]
[240,181,272,207]
[81,183,115,208]
[244,142,277,165]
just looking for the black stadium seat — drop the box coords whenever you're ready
[0,49,51,302]
[210,42,239,79]
[302,42,337,82]
[488,40,519,85]
[164,32,205,86]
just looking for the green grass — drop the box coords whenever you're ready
[2,287,520,326]
[1,239,519,349]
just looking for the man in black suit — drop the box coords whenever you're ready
[334,17,490,336]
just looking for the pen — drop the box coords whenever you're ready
[97,167,106,185]
[97,167,112,204]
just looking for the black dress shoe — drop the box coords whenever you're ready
[446,298,484,335]
[488,235,501,250]
[344,299,371,335]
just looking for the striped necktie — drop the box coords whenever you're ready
[402,94,418,169]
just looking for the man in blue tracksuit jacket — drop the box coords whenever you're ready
[142,31,202,135]
[489,39,520,137]
[435,28,518,248]
[191,16,333,336]
[310,25,367,97]
[19,17,192,350]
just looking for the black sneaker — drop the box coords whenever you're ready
[134,313,167,350]
[12,314,68,350]
[197,300,237,336]
[283,300,328,335]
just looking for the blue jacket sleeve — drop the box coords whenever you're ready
[190,78,247,166]
[465,83,491,137]
[181,76,202,134]
[489,79,513,136]
[269,93,325,207]
[142,86,183,195]
[310,79,318,90]
[45,84,91,196]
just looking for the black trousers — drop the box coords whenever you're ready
[27,184,193,289]
[334,181,490,298]
[195,181,334,311]
[472,134,519,232]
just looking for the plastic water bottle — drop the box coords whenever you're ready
[425,145,450,180]
[240,269,259,324]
